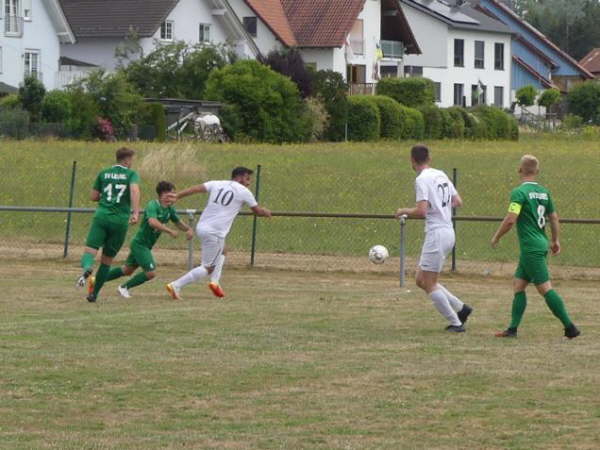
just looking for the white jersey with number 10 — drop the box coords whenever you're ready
[197,180,258,237]
[415,168,457,233]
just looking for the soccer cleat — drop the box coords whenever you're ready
[76,270,92,288]
[117,285,131,299]
[445,324,465,333]
[208,282,225,298]
[495,328,518,338]
[564,324,581,339]
[457,304,473,325]
[166,283,182,300]
[86,293,97,303]
[87,276,96,296]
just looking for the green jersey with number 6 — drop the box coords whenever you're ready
[508,181,555,253]
[93,165,140,221]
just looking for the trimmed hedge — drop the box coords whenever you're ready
[471,105,513,139]
[399,105,424,139]
[376,77,435,108]
[369,95,403,139]
[418,104,443,139]
[443,108,465,138]
[347,96,380,141]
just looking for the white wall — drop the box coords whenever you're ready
[61,37,122,71]
[0,0,61,89]
[401,4,448,68]
[228,0,283,55]
[347,0,381,83]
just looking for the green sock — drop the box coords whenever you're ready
[123,272,149,290]
[509,291,527,330]
[81,253,95,272]
[93,263,111,298]
[544,290,573,328]
[106,267,125,282]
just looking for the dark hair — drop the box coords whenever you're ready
[231,166,254,179]
[411,144,430,164]
[116,147,135,162]
[156,181,175,196]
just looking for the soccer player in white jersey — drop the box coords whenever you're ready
[166,167,271,300]
[395,145,473,332]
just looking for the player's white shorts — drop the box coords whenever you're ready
[196,227,225,268]
[419,227,455,273]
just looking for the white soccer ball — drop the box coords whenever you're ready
[368,245,389,264]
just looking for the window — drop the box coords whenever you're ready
[454,39,464,67]
[199,23,211,42]
[472,84,487,105]
[434,82,441,103]
[494,43,504,70]
[453,83,464,106]
[474,41,484,69]
[160,20,173,40]
[24,50,40,80]
[349,19,364,55]
[243,17,257,37]
[403,65,423,77]
[494,86,504,107]
[380,65,398,78]
[23,0,31,20]
[4,0,22,34]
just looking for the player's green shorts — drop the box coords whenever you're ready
[85,215,128,258]
[515,251,550,285]
[125,241,156,272]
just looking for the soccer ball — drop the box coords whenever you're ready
[368,245,389,264]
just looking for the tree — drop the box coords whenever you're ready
[311,70,349,141]
[567,81,600,124]
[18,76,46,122]
[516,85,537,107]
[260,48,313,98]
[537,88,561,109]
[41,90,72,123]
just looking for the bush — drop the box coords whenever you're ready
[567,81,600,124]
[0,108,30,139]
[304,97,330,141]
[398,105,424,139]
[442,108,465,139]
[516,85,537,107]
[261,48,313,98]
[369,95,403,139]
[347,96,380,141]
[418,104,443,139]
[508,115,519,140]
[538,88,561,109]
[64,88,100,139]
[41,90,72,123]
[205,60,311,143]
[561,114,584,130]
[376,77,435,108]
[312,70,348,141]
[138,102,166,141]
[0,94,20,109]
[471,105,512,139]
[18,76,46,122]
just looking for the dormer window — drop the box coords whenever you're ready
[160,20,174,41]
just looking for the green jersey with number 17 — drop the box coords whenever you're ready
[92,165,140,221]
[508,181,555,253]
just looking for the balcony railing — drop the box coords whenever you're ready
[349,83,375,96]
[381,40,404,59]
[4,15,24,37]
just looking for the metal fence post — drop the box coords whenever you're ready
[250,164,262,267]
[451,168,458,272]
[399,214,407,287]
[63,161,77,258]
[187,210,195,270]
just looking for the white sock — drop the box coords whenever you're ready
[439,284,464,312]
[430,289,462,326]
[210,255,225,284]
[172,266,208,289]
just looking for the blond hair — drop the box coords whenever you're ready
[520,154,539,175]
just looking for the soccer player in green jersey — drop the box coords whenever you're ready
[104,181,193,298]
[491,155,580,339]
[77,147,141,303]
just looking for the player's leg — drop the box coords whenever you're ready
[167,232,216,299]
[88,221,127,302]
[417,269,463,331]
[208,240,226,298]
[77,218,105,286]
[119,246,155,298]
[496,259,529,337]
[438,284,473,324]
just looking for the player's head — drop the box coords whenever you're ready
[116,147,135,167]
[231,166,254,187]
[410,144,431,170]
[156,181,176,205]
[519,154,539,177]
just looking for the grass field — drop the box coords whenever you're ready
[1,260,599,449]
[1,135,600,267]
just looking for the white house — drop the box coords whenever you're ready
[400,0,512,108]
[58,0,259,87]
[0,0,74,92]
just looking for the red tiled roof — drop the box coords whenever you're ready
[580,48,600,75]
[244,0,297,47]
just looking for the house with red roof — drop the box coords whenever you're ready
[580,49,600,79]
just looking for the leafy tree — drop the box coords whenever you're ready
[18,76,46,122]
[64,88,99,139]
[516,85,537,107]
[41,90,72,123]
[260,48,313,98]
[567,81,600,123]
[537,88,561,109]
[311,70,348,141]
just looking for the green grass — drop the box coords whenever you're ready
[1,136,600,266]
[1,261,599,448]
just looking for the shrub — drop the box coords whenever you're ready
[0,94,20,109]
[561,114,584,130]
[304,97,330,141]
[205,60,311,143]
[347,96,380,141]
[516,85,537,107]
[138,102,166,141]
[418,104,443,139]
[312,70,348,141]
[0,108,30,139]
[567,81,600,124]
[18,76,46,122]
[398,105,424,139]
[41,90,72,123]
[261,48,313,98]
[376,77,435,108]
[64,88,100,139]
[508,115,519,140]
[471,105,512,139]
[369,95,403,139]
[442,108,465,139]
[537,88,561,109]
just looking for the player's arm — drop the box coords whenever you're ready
[175,220,194,240]
[452,192,463,208]
[491,204,520,248]
[395,200,428,219]
[148,218,178,238]
[177,184,207,200]
[130,183,141,225]
[90,189,100,202]
[548,212,560,255]
[251,205,272,217]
